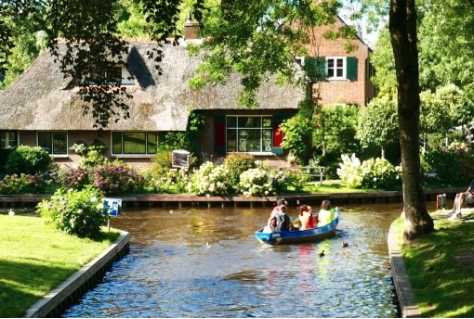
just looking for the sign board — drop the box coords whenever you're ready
[172,150,190,168]
[103,198,122,217]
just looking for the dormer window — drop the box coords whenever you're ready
[80,65,133,86]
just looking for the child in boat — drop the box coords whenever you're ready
[318,200,335,226]
[298,204,317,230]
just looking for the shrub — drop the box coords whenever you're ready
[270,168,309,193]
[238,168,274,196]
[62,167,92,190]
[187,162,233,196]
[0,173,47,194]
[93,162,146,195]
[422,144,474,186]
[224,153,256,185]
[337,153,364,188]
[145,167,190,194]
[337,154,401,190]
[5,145,52,175]
[70,143,107,168]
[37,187,106,239]
[360,157,401,190]
[151,150,172,176]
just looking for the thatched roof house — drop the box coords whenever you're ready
[0,40,306,170]
[0,41,304,131]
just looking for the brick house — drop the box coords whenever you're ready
[298,15,375,107]
[0,16,374,172]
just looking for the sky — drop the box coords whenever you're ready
[338,1,388,48]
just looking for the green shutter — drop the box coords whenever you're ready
[346,57,357,80]
[317,57,326,78]
[303,57,326,82]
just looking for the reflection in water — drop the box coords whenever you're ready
[62,204,402,318]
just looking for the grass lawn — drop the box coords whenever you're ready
[395,211,474,318]
[304,180,370,194]
[0,214,120,318]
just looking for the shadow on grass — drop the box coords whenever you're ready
[402,220,474,317]
[0,258,75,317]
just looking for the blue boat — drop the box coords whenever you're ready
[255,209,339,245]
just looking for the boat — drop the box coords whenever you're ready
[255,209,339,245]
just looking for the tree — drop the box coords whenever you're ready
[418,0,474,101]
[313,105,360,162]
[356,96,398,158]
[420,84,474,148]
[389,0,433,240]
[0,0,439,240]
[0,1,48,89]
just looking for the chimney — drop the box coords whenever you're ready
[184,13,201,40]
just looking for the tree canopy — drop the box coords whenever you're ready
[3,0,470,240]
[0,0,353,127]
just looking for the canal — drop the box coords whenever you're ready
[62,203,406,318]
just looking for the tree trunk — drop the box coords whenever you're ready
[389,0,434,241]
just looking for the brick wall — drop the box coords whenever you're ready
[304,17,375,107]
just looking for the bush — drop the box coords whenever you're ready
[0,173,48,194]
[224,153,256,185]
[37,187,106,239]
[238,168,274,196]
[151,150,173,176]
[337,153,364,188]
[70,142,107,168]
[422,144,474,186]
[144,167,190,194]
[5,145,52,175]
[337,154,401,190]
[187,162,233,196]
[62,167,92,190]
[270,168,309,193]
[360,157,402,190]
[93,162,146,195]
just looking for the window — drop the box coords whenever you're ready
[37,132,68,154]
[226,116,273,153]
[112,132,157,155]
[326,57,357,80]
[327,57,346,79]
[81,65,125,85]
[1,131,17,149]
[366,59,376,79]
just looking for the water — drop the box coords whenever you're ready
[62,204,403,318]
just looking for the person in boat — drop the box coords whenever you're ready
[298,204,318,230]
[318,200,335,226]
[273,204,292,231]
[266,198,287,229]
[450,179,474,217]
[262,198,287,232]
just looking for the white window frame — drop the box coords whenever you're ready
[295,56,305,66]
[226,115,273,154]
[37,131,68,156]
[326,57,347,80]
[81,65,134,86]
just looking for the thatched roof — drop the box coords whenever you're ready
[0,40,305,131]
